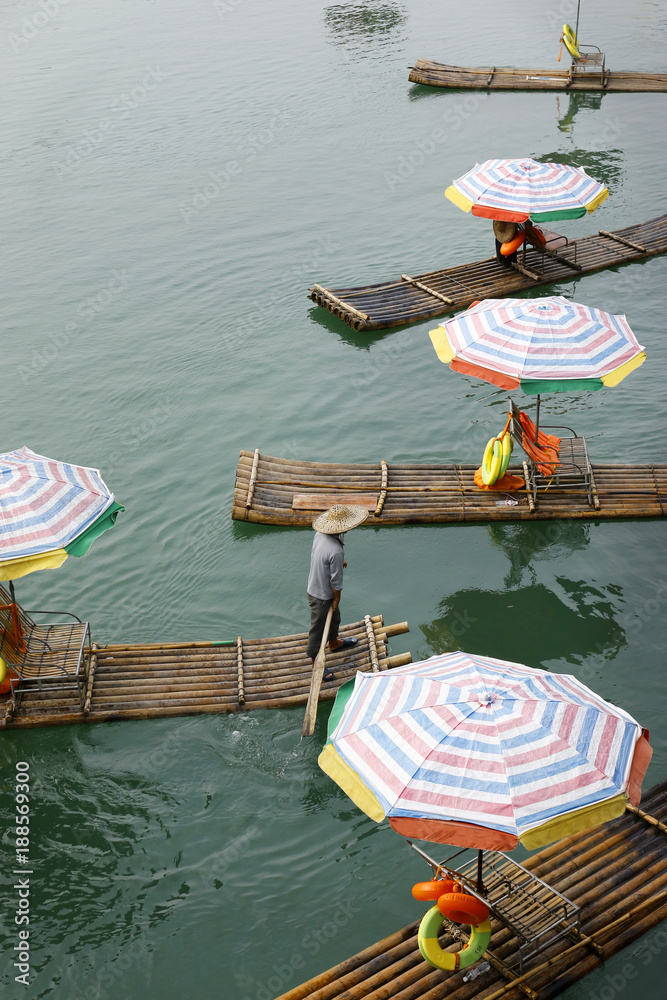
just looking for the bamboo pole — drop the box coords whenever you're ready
[309,215,667,331]
[364,615,380,672]
[245,448,260,510]
[400,273,454,305]
[302,606,333,737]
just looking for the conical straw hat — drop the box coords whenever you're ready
[312,504,369,533]
[493,219,517,243]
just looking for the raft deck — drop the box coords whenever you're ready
[277,779,667,1000]
[308,214,667,331]
[232,451,667,526]
[408,59,667,92]
[1,615,411,730]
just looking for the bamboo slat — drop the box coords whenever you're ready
[1,616,411,730]
[308,215,667,330]
[408,60,667,92]
[278,779,667,1000]
[233,453,667,526]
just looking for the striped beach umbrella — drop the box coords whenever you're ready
[319,652,651,851]
[445,158,608,223]
[0,447,123,581]
[429,296,646,394]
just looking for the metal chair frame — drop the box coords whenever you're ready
[0,585,91,713]
[411,842,581,974]
[567,43,607,87]
[509,400,594,507]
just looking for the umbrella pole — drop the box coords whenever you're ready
[535,394,541,445]
[476,849,484,893]
[574,0,581,43]
[9,580,16,603]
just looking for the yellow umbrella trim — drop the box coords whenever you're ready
[445,185,473,213]
[601,351,646,387]
[0,549,68,582]
[519,792,627,850]
[318,743,386,823]
[586,187,609,213]
[429,326,456,364]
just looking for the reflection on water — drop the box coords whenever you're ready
[555,91,604,133]
[536,146,624,194]
[324,2,408,48]
[420,580,626,668]
[487,520,590,587]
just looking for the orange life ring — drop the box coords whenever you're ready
[500,231,526,256]
[525,223,546,246]
[437,892,490,926]
[412,878,455,901]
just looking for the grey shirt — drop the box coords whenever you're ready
[307,532,344,600]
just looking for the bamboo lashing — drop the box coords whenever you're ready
[589,467,601,510]
[400,274,454,306]
[626,802,667,836]
[478,893,667,1000]
[278,778,667,1000]
[374,459,388,516]
[233,453,667,525]
[599,229,647,253]
[408,59,667,92]
[364,614,380,672]
[651,465,664,516]
[245,448,260,510]
[309,214,667,331]
[1,616,410,729]
[83,642,98,715]
[236,635,245,706]
[302,606,333,736]
[310,284,369,322]
[512,260,542,281]
[522,462,536,512]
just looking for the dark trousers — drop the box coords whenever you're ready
[495,238,518,268]
[306,593,340,660]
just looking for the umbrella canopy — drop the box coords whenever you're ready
[445,158,608,222]
[319,652,651,851]
[0,447,123,581]
[429,296,646,394]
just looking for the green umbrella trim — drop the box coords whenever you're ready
[65,501,125,557]
[520,377,604,394]
[326,677,357,743]
[530,207,587,221]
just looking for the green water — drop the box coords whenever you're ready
[2,1,667,997]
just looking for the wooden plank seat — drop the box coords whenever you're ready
[509,400,595,507]
[0,584,91,714]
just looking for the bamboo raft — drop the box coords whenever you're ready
[0,616,411,730]
[308,214,667,331]
[408,59,667,92]
[233,451,667,526]
[277,778,667,1000]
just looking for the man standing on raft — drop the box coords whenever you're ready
[306,504,368,681]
